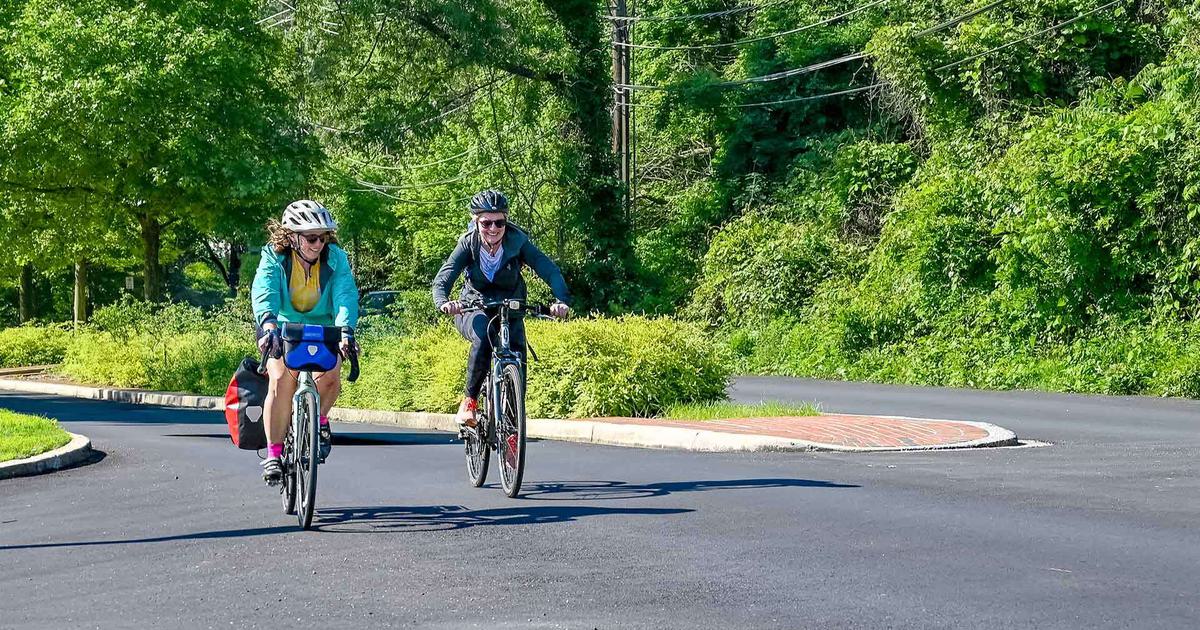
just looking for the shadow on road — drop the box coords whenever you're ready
[161,431,460,446]
[518,478,860,501]
[0,524,296,551]
[0,392,220,425]
[312,504,694,533]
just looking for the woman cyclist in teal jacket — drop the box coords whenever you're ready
[251,200,359,485]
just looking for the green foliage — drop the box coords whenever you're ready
[742,313,1200,399]
[0,323,69,367]
[342,316,732,418]
[525,316,732,418]
[688,212,847,328]
[0,409,71,462]
[339,324,468,412]
[60,299,253,393]
[664,400,821,421]
[1,0,317,301]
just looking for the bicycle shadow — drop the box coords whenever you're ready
[161,431,460,446]
[312,504,694,533]
[516,478,860,501]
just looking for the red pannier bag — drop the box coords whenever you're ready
[225,356,268,450]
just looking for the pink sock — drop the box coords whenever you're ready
[319,415,330,427]
[268,443,283,459]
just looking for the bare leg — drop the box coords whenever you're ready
[264,357,297,445]
[313,357,342,416]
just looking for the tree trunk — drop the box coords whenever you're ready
[73,260,88,325]
[226,241,244,297]
[139,214,164,302]
[541,0,635,311]
[18,263,34,323]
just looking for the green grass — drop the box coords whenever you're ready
[663,401,821,421]
[0,409,72,462]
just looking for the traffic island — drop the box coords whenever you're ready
[0,376,1018,453]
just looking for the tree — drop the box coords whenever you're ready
[0,0,319,302]
[292,0,637,310]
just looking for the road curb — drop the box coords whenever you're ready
[0,378,1018,453]
[0,432,93,480]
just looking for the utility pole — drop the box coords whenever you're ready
[611,0,632,217]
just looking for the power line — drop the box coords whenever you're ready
[934,0,1125,72]
[350,182,476,206]
[348,119,529,172]
[914,0,1010,37]
[616,0,1011,91]
[256,9,290,25]
[613,0,890,50]
[354,160,502,191]
[736,83,881,107]
[734,0,1124,108]
[349,147,475,172]
[607,0,790,22]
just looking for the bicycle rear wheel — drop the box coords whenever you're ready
[281,432,296,515]
[496,363,526,498]
[295,392,320,529]
[465,386,490,487]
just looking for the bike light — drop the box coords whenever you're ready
[507,300,521,310]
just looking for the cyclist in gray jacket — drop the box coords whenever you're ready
[432,190,571,427]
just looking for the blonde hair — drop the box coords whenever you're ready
[266,219,339,255]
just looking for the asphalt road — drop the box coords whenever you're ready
[2,379,1198,629]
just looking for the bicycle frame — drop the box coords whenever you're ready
[290,370,320,452]
[489,304,523,407]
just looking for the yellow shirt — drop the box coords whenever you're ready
[289,254,321,313]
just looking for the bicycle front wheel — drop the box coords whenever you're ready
[465,386,490,487]
[281,431,296,515]
[496,363,526,498]
[295,392,320,529]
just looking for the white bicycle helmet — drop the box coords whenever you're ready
[282,200,338,232]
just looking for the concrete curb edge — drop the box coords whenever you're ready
[0,432,93,480]
[0,378,1018,453]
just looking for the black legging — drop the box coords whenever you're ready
[454,310,527,399]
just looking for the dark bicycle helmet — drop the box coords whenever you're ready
[469,189,509,215]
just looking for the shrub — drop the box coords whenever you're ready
[342,316,732,418]
[61,299,254,394]
[525,316,731,418]
[688,213,847,328]
[0,324,71,368]
[339,324,467,412]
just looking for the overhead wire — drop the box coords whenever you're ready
[735,83,881,107]
[607,0,790,22]
[613,0,890,50]
[933,0,1125,72]
[615,0,1013,91]
[731,0,1126,108]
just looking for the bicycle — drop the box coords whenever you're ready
[456,299,556,498]
[259,323,360,529]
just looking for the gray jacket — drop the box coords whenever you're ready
[432,224,571,308]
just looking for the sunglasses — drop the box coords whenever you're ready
[299,233,329,244]
[478,219,507,229]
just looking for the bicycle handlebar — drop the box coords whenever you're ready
[256,329,360,382]
[457,299,562,320]
[346,349,360,383]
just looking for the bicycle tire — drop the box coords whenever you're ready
[281,431,297,515]
[296,392,320,529]
[496,363,526,498]
[465,386,490,487]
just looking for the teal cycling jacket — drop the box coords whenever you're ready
[251,243,359,330]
